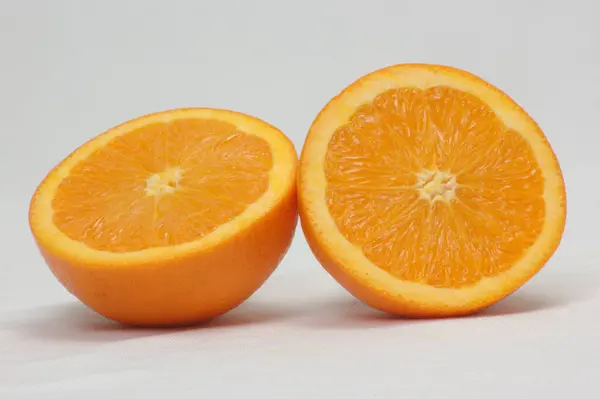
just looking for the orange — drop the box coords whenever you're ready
[299,64,566,317]
[30,108,297,326]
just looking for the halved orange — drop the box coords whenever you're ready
[299,64,566,317]
[30,108,297,326]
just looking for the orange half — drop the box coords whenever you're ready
[30,108,297,326]
[299,64,566,317]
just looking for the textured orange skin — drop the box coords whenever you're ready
[29,108,298,327]
[32,185,297,326]
[299,64,567,318]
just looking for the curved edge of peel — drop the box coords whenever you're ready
[298,63,567,316]
[48,180,298,326]
[29,107,299,269]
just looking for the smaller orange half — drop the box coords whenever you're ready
[30,108,298,326]
[299,64,566,317]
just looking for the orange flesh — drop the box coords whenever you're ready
[325,87,545,288]
[52,119,272,252]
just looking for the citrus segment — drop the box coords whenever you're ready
[52,119,272,252]
[30,108,297,326]
[325,86,546,288]
[300,64,565,316]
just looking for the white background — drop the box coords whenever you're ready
[1,0,599,397]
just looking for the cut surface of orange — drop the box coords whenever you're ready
[299,64,566,317]
[30,108,297,326]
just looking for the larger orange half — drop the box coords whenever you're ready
[30,108,297,326]
[299,64,566,317]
